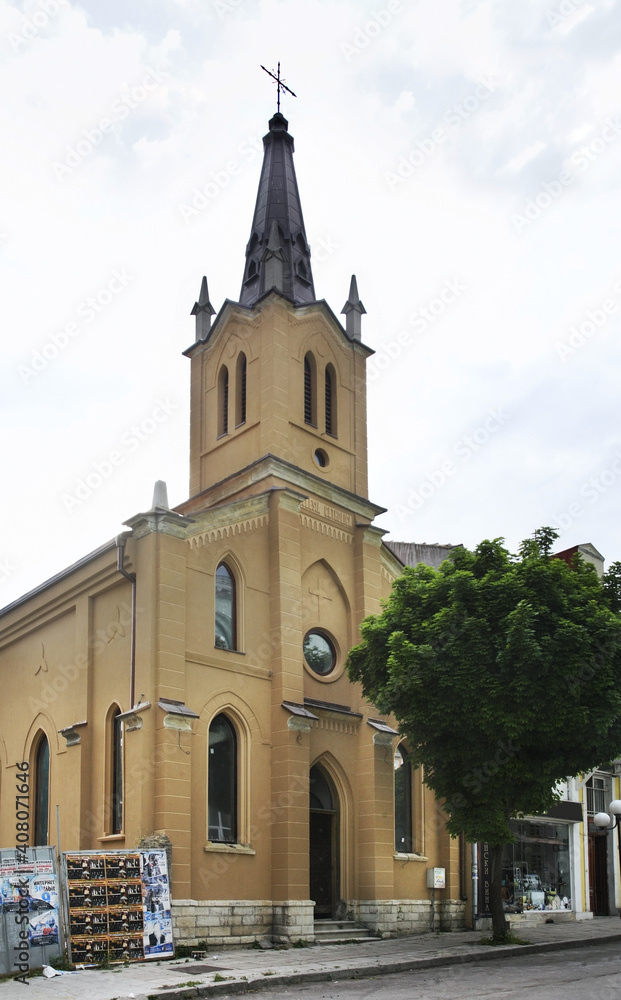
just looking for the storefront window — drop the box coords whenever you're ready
[502,820,571,912]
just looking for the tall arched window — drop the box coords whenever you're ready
[394,744,413,853]
[325,364,337,437]
[218,365,229,437]
[304,352,316,426]
[236,353,247,427]
[215,563,236,650]
[111,707,123,834]
[208,714,237,843]
[34,734,50,846]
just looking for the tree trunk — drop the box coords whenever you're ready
[490,842,509,942]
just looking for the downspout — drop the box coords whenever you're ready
[116,533,137,710]
[472,842,478,929]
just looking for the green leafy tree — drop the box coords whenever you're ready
[347,529,621,942]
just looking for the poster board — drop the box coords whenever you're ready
[64,849,173,963]
[0,847,62,976]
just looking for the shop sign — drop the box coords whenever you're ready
[478,842,492,917]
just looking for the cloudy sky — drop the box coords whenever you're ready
[2,0,621,609]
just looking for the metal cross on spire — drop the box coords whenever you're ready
[260,62,297,113]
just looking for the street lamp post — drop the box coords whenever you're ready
[593,799,621,916]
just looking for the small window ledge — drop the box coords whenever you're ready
[394,852,428,862]
[98,834,126,843]
[203,843,255,855]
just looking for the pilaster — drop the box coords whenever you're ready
[352,347,369,497]
[188,344,206,498]
[267,488,310,903]
[129,511,193,899]
[356,732,394,900]
[75,594,95,849]
[353,524,384,629]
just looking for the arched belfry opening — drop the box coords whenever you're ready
[309,764,340,918]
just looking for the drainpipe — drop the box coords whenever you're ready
[116,533,137,710]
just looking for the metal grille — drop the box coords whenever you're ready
[325,368,332,435]
[304,356,312,424]
[240,357,246,424]
[222,369,229,435]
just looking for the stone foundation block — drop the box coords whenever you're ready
[346,898,466,937]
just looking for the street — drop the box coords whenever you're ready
[221,941,621,999]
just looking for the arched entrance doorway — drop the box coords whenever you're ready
[309,764,339,918]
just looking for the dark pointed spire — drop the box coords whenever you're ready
[261,220,286,292]
[240,113,315,307]
[341,274,366,341]
[191,275,216,342]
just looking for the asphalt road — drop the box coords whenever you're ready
[221,941,621,999]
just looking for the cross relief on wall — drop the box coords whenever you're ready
[305,574,338,623]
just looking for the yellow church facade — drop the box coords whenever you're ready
[0,111,465,945]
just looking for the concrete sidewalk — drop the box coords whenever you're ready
[2,917,621,1000]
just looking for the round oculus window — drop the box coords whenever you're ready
[303,630,336,676]
[314,448,329,468]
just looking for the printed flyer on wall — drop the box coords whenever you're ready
[141,850,173,957]
[0,854,60,948]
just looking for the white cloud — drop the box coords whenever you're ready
[502,140,547,173]
[394,90,416,115]
[2,0,621,608]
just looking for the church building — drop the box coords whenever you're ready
[0,109,466,946]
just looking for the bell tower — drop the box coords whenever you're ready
[183,112,373,509]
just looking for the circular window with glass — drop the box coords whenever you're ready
[303,630,336,676]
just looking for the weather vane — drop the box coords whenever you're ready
[260,62,297,113]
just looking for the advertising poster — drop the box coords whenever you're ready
[0,857,60,947]
[0,848,62,976]
[141,851,173,957]
[64,849,173,963]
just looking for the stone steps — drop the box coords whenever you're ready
[313,919,376,944]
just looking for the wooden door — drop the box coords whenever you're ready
[588,833,609,915]
[310,811,335,917]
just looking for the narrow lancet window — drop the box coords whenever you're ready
[236,353,247,427]
[111,707,123,834]
[304,353,316,426]
[215,563,236,650]
[394,745,413,853]
[325,364,337,436]
[34,734,50,846]
[208,714,237,843]
[218,366,229,436]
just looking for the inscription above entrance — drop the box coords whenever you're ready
[300,499,353,527]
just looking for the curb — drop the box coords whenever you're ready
[141,932,621,1000]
